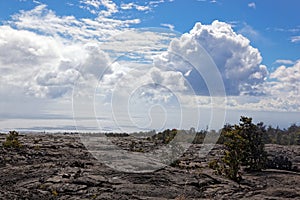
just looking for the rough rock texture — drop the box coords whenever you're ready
[0,133,299,200]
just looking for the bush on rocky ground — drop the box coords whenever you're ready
[2,130,22,149]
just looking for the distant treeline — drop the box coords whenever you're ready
[103,121,300,146]
[264,124,300,145]
[135,123,300,146]
[192,123,300,145]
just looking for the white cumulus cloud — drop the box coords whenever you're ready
[227,61,300,112]
[270,61,300,84]
[0,25,112,98]
[154,20,268,96]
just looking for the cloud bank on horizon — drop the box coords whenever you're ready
[0,0,299,131]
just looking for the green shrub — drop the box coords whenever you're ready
[266,155,293,170]
[151,129,178,144]
[208,159,223,175]
[3,130,22,149]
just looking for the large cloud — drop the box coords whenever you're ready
[0,26,59,68]
[154,20,268,96]
[270,61,300,84]
[0,4,178,100]
[0,26,111,98]
[224,61,300,112]
[266,61,300,111]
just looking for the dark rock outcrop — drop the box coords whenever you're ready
[0,133,299,199]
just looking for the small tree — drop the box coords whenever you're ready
[211,117,267,182]
[222,126,246,181]
[239,117,267,171]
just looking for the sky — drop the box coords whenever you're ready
[0,0,299,133]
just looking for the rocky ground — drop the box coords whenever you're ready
[0,133,299,200]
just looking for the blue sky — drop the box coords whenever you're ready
[0,0,299,132]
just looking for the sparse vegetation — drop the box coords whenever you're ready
[151,129,178,144]
[105,133,129,137]
[51,189,58,196]
[34,145,41,151]
[266,155,295,171]
[192,129,207,144]
[128,141,145,152]
[2,130,22,149]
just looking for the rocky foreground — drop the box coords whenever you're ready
[0,133,299,200]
